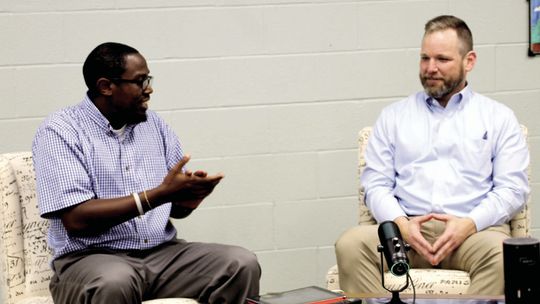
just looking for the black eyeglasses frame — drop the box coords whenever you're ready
[110,75,153,90]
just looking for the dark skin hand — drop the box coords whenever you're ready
[395,213,477,265]
[59,155,223,237]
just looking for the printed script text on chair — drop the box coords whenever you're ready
[326,125,531,294]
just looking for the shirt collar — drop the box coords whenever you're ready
[81,94,136,134]
[423,84,472,111]
[81,94,110,130]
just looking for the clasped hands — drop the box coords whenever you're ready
[160,155,224,210]
[395,213,477,266]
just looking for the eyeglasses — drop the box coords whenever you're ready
[111,75,153,90]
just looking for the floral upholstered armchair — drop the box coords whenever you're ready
[327,125,531,294]
[0,152,198,304]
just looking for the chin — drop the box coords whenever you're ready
[127,113,148,125]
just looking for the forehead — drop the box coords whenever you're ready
[122,53,150,77]
[421,29,462,56]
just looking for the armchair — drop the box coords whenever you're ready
[327,125,531,294]
[0,152,197,304]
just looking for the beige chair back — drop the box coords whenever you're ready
[0,152,53,304]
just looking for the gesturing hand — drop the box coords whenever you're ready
[160,155,224,207]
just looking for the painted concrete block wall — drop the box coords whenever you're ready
[1,0,539,294]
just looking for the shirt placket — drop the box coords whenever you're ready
[430,107,447,214]
[119,132,152,249]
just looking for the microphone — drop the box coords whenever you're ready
[378,220,410,276]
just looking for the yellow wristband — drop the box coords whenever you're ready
[143,190,153,210]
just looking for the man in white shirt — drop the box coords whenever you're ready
[335,15,529,295]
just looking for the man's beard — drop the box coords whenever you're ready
[125,110,147,125]
[124,97,149,125]
[420,69,465,100]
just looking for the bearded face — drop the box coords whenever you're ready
[419,29,475,106]
[419,63,465,100]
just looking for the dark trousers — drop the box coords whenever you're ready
[50,239,261,304]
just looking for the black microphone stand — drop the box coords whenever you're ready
[377,245,411,304]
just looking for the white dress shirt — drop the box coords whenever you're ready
[362,86,530,231]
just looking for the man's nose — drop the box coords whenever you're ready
[426,59,438,73]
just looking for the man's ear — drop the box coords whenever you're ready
[464,50,477,72]
[96,78,113,96]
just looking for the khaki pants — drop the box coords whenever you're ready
[50,239,261,304]
[335,220,510,295]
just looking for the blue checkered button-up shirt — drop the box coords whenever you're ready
[32,95,183,261]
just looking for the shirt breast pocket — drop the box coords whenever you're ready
[465,138,490,154]
[460,137,492,174]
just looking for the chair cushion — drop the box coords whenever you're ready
[385,269,470,294]
[12,296,54,304]
[326,265,470,295]
[11,296,198,304]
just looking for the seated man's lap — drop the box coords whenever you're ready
[335,221,510,295]
[51,240,260,302]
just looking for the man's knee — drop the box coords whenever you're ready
[336,227,358,256]
[467,230,506,262]
[86,264,142,301]
[52,262,143,304]
[335,226,378,258]
[336,225,383,283]
[223,246,261,277]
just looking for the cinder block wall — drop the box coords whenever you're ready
[1,0,538,293]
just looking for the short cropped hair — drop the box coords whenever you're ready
[82,42,139,96]
[424,15,473,56]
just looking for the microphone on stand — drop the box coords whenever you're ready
[377,220,412,304]
[378,220,410,276]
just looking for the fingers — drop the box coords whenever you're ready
[207,172,224,182]
[405,214,438,264]
[432,222,454,252]
[430,216,475,265]
[406,214,474,266]
[411,214,434,224]
[171,155,191,173]
[193,170,207,178]
[432,246,451,265]
[431,233,455,265]
[410,232,434,254]
[430,213,452,222]
[400,217,434,263]
[171,155,223,182]
[409,234,436,264]
[184,173,224,195]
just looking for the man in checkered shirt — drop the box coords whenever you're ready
[32,42,261,304]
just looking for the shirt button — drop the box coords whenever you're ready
[144,239,148,244]
[125,166,129,171]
